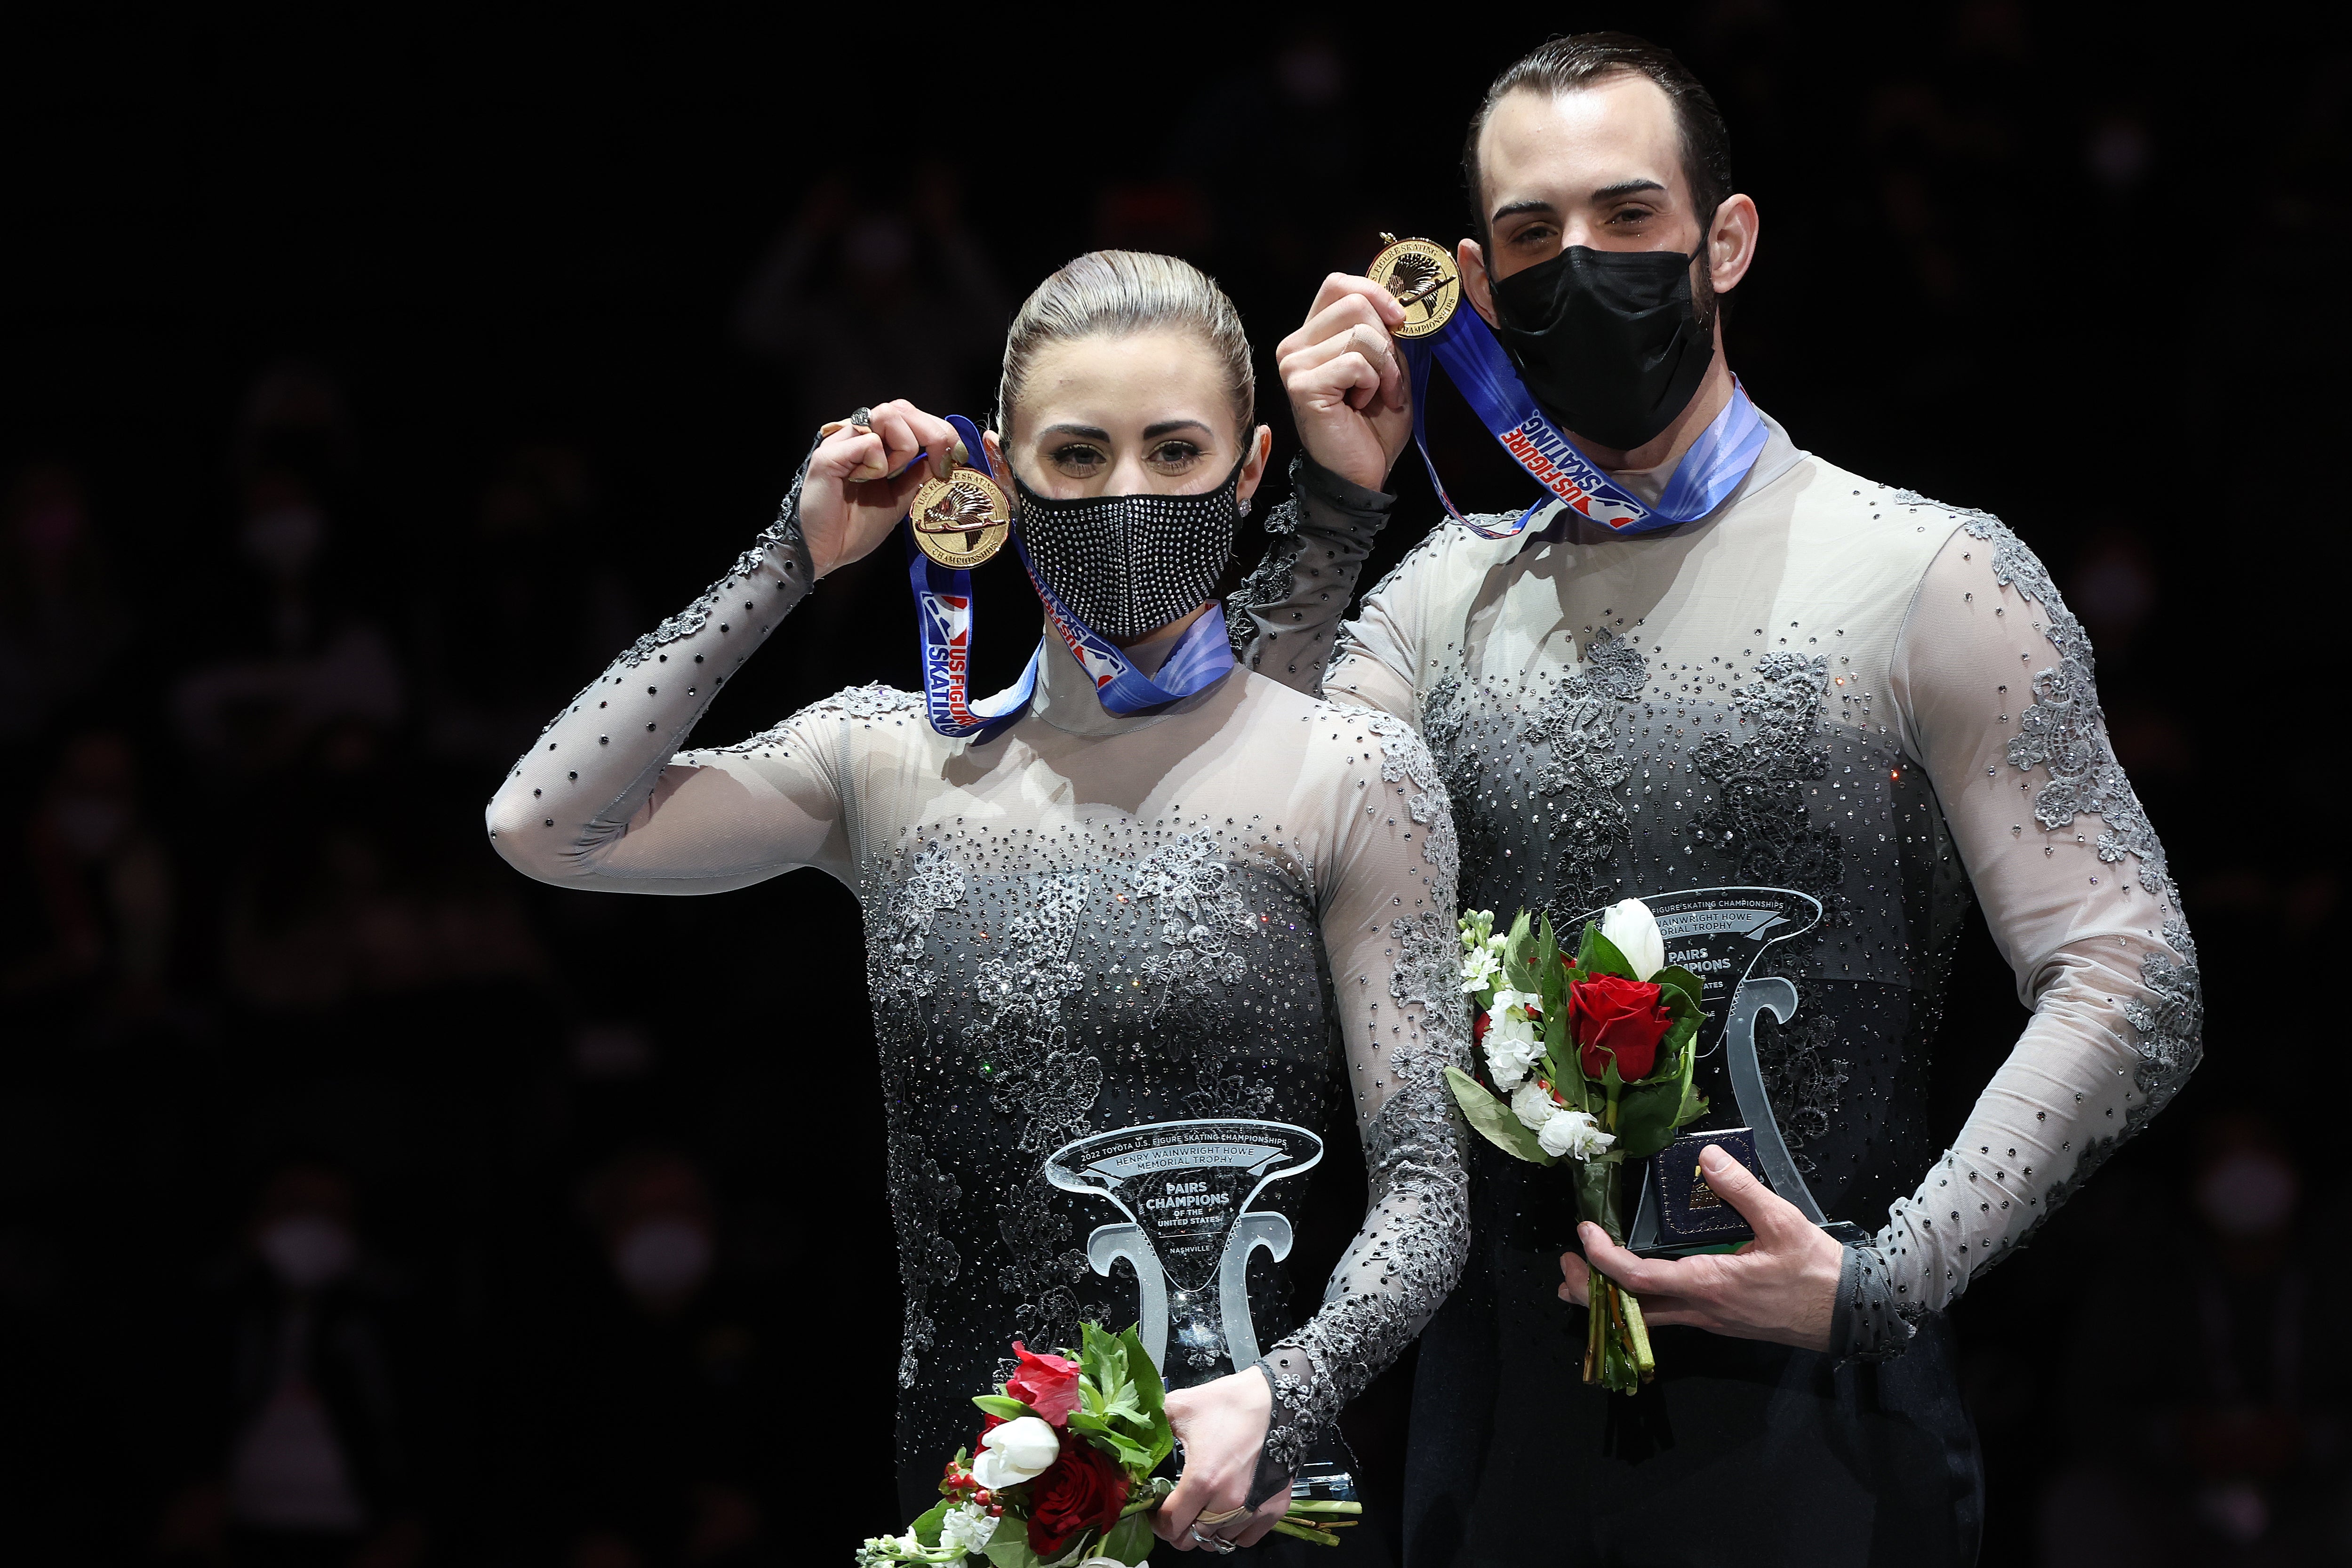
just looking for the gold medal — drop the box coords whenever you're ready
[909,466,1012,568]
[1369,233,1460,340]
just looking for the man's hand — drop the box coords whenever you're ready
[1276,275,1416,493]
[798,399,962,578]
[1560,1144,1844,1353]
[1157,1368,1288,1551]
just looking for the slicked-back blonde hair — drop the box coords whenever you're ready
[997,250,1255,443]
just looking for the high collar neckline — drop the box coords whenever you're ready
[1029,616,1222,737]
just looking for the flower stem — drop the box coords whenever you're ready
[1622,1288,1655,1379]
[1271,1519,1345,1546]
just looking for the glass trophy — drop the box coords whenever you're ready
[1560,887,1874,1258]
[1045,1119,1359,1504]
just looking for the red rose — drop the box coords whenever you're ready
[1025,1435,1130,1557]
[1569,973,1673,1081]
[1005,1341,1083,1426]
[1472,1008,1489,1048]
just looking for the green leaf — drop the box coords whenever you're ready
[1581,928,1635,980]
[1612,1078,1685,1158]
[1101,1513,1156,1563]
[1503,909,1540,997]
[985,1532,1042,1568]
[1672,1041,1704,1127]
[1543,1010,1584,1112]
[1650,964,1706,1014]
[972,1394,1032,1421]
[1118,1326,1164,1421]
[1446,1066,1556,1165]
[910,1499,951,1548]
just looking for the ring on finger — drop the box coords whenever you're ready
[1189,1527,1239,1554]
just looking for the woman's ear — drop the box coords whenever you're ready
[1458,238,1497,328]
[1236,425,1275,503]
[982,429,1007,478]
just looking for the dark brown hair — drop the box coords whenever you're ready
[1462,33,1735,245]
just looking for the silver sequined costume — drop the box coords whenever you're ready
[486,469,1471,1526]
[1228,413,2199,1563]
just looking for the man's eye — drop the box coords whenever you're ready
[1512,224,1557,245]
[1607,207,1656,225]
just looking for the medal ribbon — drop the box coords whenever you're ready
[906,414,1236,741]
[1399,300,1766,540]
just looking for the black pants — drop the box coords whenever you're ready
[1400,1240,1982,1568]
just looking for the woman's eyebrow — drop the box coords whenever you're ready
[1141,419,1215,440]
[1036,423,1111,440]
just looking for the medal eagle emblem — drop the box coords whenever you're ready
[1368,233,1460,339]
[909,468,1011,568]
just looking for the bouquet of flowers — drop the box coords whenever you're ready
[1447,899,1710,1394]
[856,1323,1359,1566]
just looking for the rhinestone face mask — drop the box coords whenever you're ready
[1010,457,1244,640]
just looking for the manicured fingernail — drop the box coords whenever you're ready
[1701,1146,1729,1174]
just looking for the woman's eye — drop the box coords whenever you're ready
[1147,441,1203,468]
[1049,444,1105,474]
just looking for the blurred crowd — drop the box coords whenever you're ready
[4,3,2349,1564]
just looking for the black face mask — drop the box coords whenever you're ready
[1488,245,1714,452]
[1011,457,1244,639]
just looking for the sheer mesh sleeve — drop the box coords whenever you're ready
[1843,512,2203,1358]
[484,460,858,892]
[1226,456,1395,698]
[1249,710,1472,1496]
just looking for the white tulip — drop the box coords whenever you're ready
[1537,1109,1616,1160]
[1511,1079,1558,1131]
[1599,898,1665,980]
[970,1415,1061,1489]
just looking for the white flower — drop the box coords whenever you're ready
[1599,898,1665,980]
[940,1504,999,1555]
[1489,986,1540,1017]
[1079,1559,1143,1568]
[1510,1079,1558,1131]
[1459,944,1502,992]
[970,1415,1060,1489]
[1483,1023,1543,1091]
[1537,1109,1616,1160]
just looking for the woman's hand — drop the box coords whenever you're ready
[1276,276,1416,494]
[1560,1144,1844,1353]
[798,400,963,578]
[1156,1368,1287,1551]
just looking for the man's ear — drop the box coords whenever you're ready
[1457,238,1499,328]
[1237,424,1275,502]
[1704,193,1760,294]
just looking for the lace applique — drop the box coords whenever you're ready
[620,468,811,669]
[1224,503,1304,661]
[882,842,965,1000]
[887,1121,962,1388]
[996,1189,1088,1358]
[968,873,1102,1155]
[1690,651,1844,918]
[1136,833,1256,1004]
[1752,1007,1849,1178]
[806,684,925,724]
[1949,508,2204,1118]
[1520,630,1647,912]
[1360,710,1459,885]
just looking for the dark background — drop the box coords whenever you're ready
[3,4,2346,1564]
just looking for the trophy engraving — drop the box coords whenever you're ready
[1044,1119,1323,1386]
